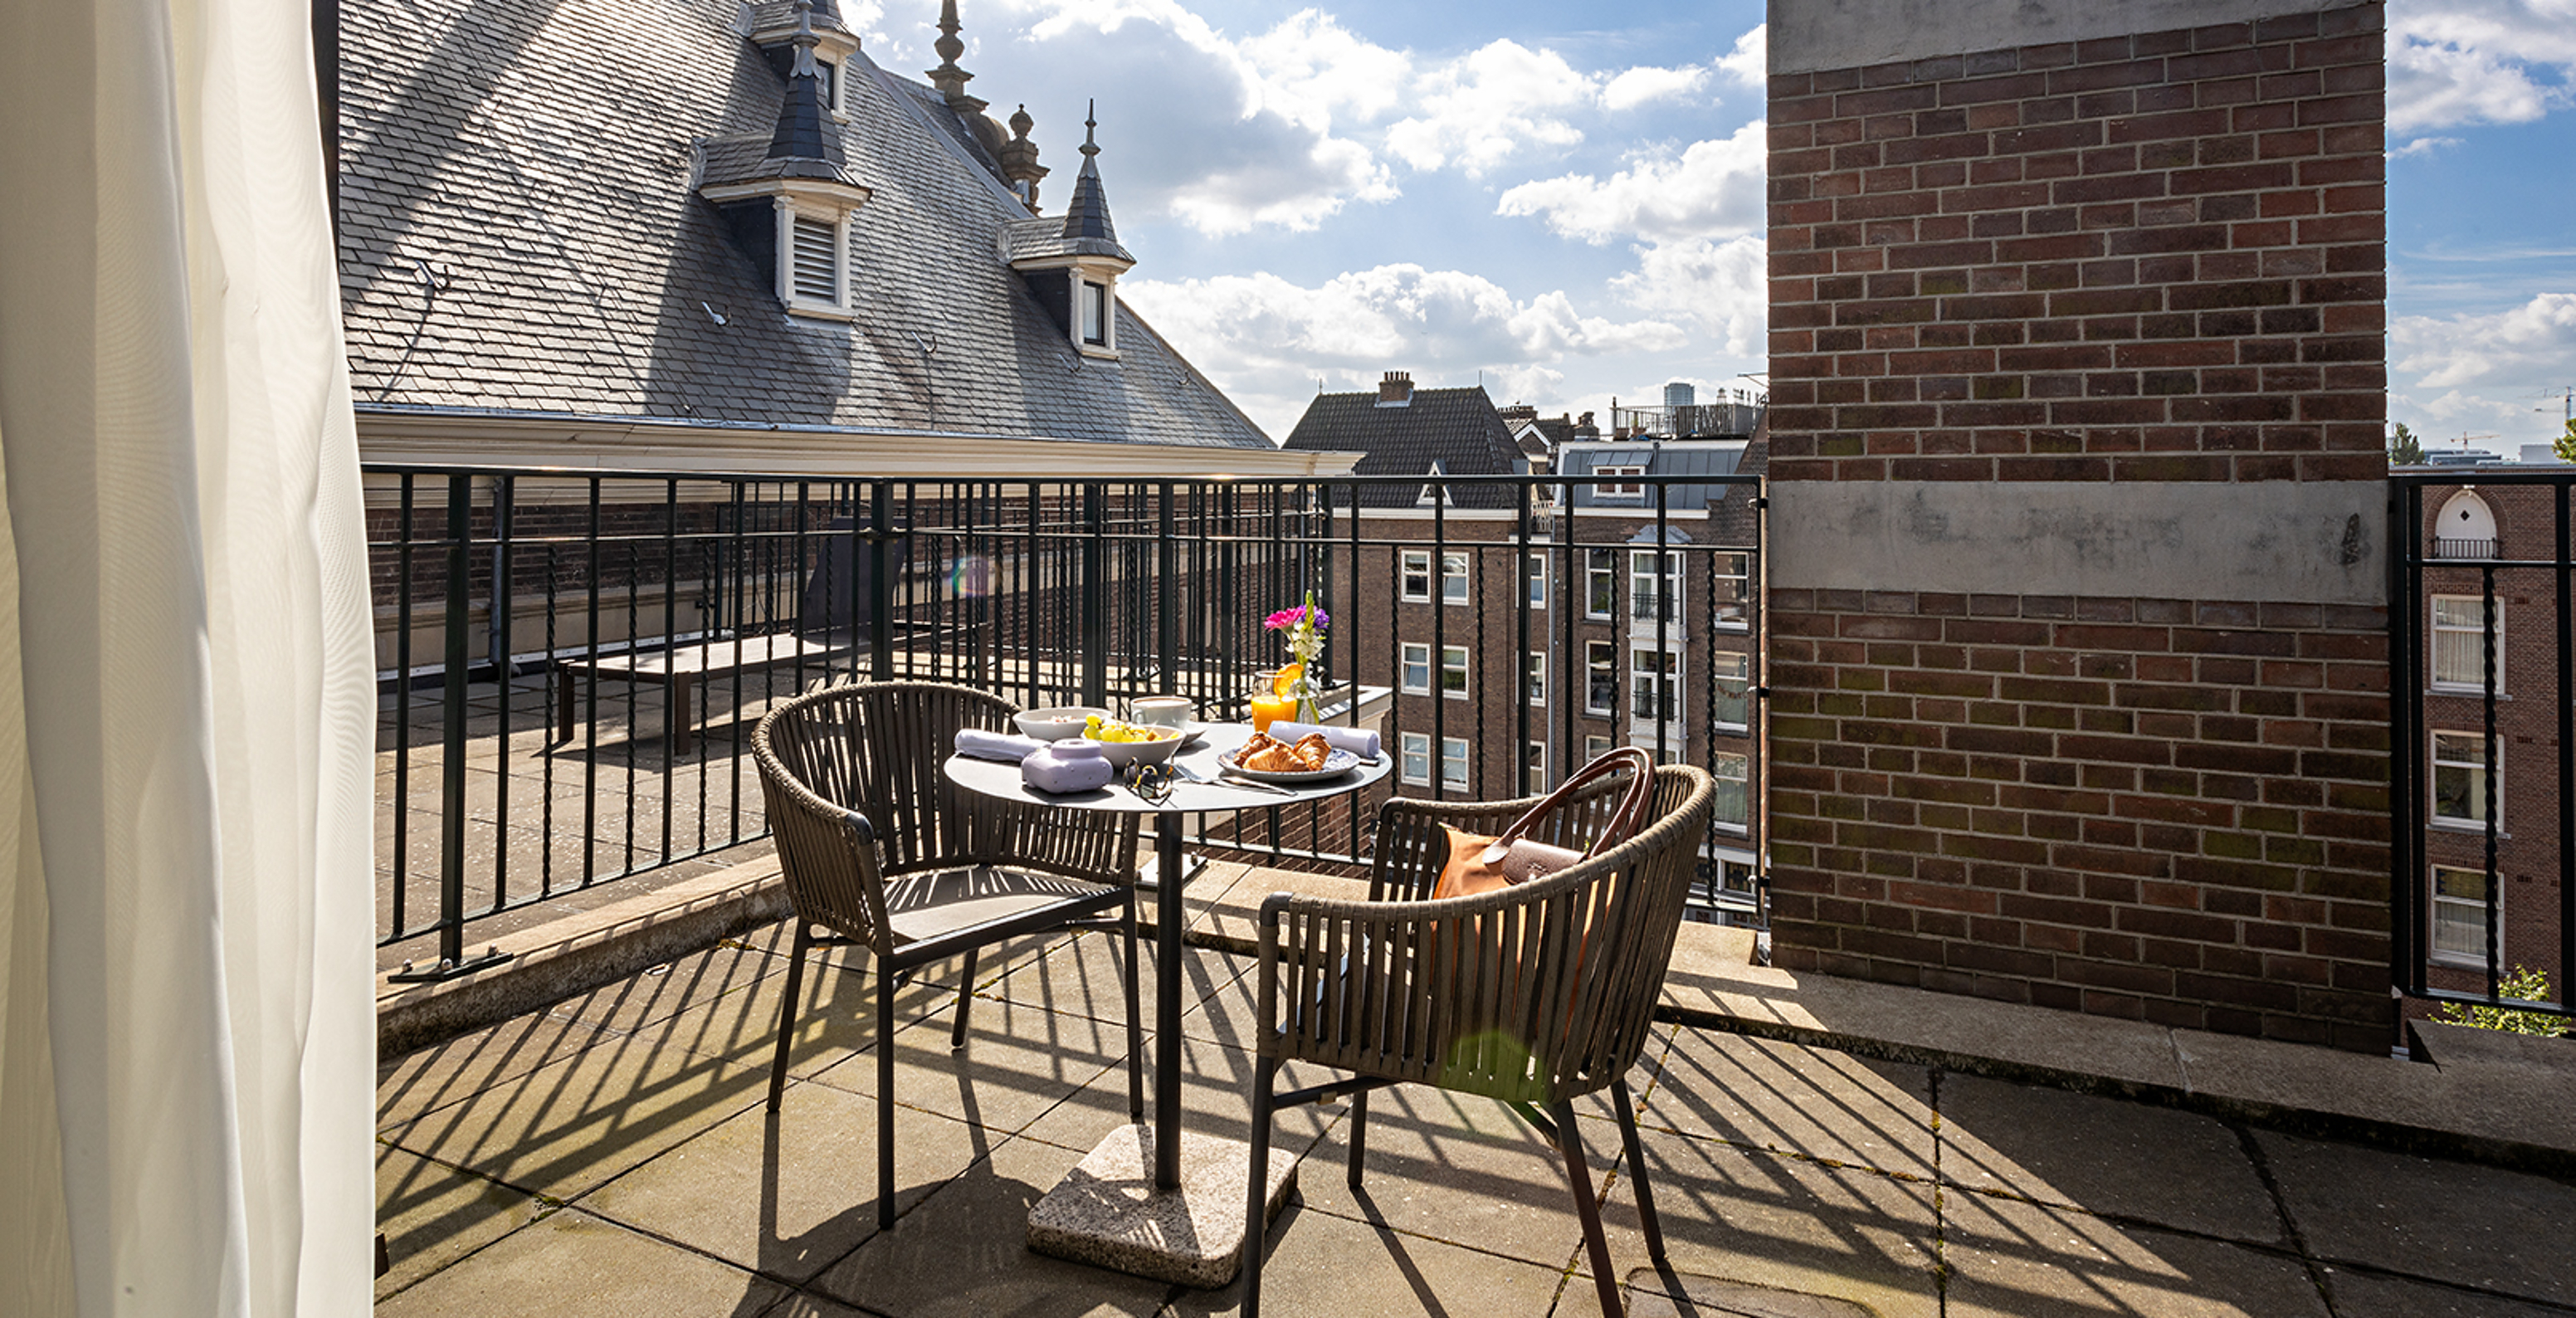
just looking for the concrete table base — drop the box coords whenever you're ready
[1026,1123,1296,1288]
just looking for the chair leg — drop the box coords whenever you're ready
[767,923,810,1113]
[1552,1096,1622,1317]
[1345,1089,1370,1192]
[1122,891,1143,1122]
[877,971,898,1231]
[1242,1055,1281,1318]
[1611,1078,1666,1267]
[949,947,979,1051]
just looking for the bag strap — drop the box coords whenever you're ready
[1491,746,1656,859]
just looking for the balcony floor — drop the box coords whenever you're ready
[373,896,2576,1317]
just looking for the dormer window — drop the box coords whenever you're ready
[789,210,845,306]
[1081,281,1109,345]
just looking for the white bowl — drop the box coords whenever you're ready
[1092,725,1184,769]
[1015,705,1112,740]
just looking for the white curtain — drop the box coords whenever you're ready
[0,0,377,1309]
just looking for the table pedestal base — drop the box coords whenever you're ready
[1026,1122,1296,1287]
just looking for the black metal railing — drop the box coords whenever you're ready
[368,466,1766,974]
[2390,472,2573,1023]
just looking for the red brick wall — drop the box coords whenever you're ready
[1765,4,2394,1049]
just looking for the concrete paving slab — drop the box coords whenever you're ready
[1014,1034,1341,1164]
[385,1028,772,1204]
[1943,1193,2327,1318]
[2181,1030,2576,1169]
[374,1206,788,1316]
[1289,1085,1620,1273]
[378,1008,614,1130]
[1622,1269,1878,1318]
[373,1145,549,1301]
[1939,1075,2282,1245]
[754,1291,872,1317]
[634,944,973,1079]
[803,1002,1133,1139]
[544,933,793,1036]
[1600,1128,1941,1318]
[2257,1130,2576,1306]
[578,1077,991,1284]
[2330,1270,2571,1318]
[1171,1196,1573,1317]
[802,1135,1172,1317]
[980,926,1237,1031]
[1642,1031,1935,1181]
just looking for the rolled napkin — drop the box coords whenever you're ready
[1022,740,1114,794]
[1266,720,1380,760]
[955,728,1049,763]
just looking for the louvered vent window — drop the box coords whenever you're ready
[791,216,839,303]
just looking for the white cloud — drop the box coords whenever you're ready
[1122,264,1686,435]
[1608,235,1769,355]
[1713,24,1765,85]
[1494,120,1768,245]
[2390,292,2576,442]
[1602,64,1710,112]
[2388,1,2576,132]
[1383,40,1598,176]
[2389,135,2465,158]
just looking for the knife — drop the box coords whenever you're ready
[1178,764,1297,797]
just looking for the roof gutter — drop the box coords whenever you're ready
[355,403,1364,481]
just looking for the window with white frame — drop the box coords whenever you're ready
[2432,865,2492,968]
[1584,734,1611,762]
[1585,641,1617,715]
[2432,731,2496,828]
[1400,642,1431,694]
[1525,652,1547,705]
[2432,596,2495,691]
[1712,551,1750,630]
[1442,551,1471,604]
[1711,651,1750,730]
[1525,740,1548,794]
[1081,280,1110,345]
[1442,644,1470,698]
[1400,549,1432,602]
[1631,549,1681,625]
[1400,731,1432,785]
[1632,647,1680,722]
[1525,551,1547,608]
[817,58,839,114]
[1595,465,1645,499]
[1586,548,1617,619]
[1713,752,1749,832]
[1441,736,1470,790]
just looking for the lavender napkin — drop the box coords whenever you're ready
[954,728,1049,763]
[1266,720,1380,760]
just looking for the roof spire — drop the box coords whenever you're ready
[1061,100,1116,242]
[765,0,835,162]
[926,0,985,113]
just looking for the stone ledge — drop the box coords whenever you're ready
[375,856,789,1058]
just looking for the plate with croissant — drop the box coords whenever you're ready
[1221,731,1359,783]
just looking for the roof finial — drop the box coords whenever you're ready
[998,102,1048,212]
[1061,99,1118,243]
[1081,99,1100,160]
[928,0,982,110]
[788,0,818,78]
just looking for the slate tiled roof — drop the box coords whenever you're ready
[334,0,1270,448]
[1278,386,1523,507]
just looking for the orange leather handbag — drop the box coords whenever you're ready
[1432,747,1656,900]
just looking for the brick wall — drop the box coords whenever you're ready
[1765,2,2394,1049]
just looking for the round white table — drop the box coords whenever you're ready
[943,721,1389,1285]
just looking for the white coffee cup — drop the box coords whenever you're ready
[1128,696,1193,729]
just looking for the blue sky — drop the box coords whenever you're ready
[852,0,2576,448]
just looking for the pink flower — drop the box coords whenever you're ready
[1263,603,1328,631]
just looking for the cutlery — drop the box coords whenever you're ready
[1179,764,1296,797]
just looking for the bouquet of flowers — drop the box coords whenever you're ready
[1263,591,1329,722]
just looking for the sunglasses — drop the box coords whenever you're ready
[1124,761,1176,805]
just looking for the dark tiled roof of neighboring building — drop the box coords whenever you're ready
[335,0,1269,448]
[1280,386,1523,507]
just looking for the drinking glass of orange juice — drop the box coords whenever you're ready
[1249,669,1298,734]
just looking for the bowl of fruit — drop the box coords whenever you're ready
[1081,714,1184,769]
[1015,705,1113,741]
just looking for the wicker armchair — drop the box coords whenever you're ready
[1242,764,1715,1316]
[752,681,1143,1229]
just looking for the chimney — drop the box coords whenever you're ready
[1378,370,1413,407]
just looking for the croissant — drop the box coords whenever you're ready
[1237,733,1307,773]
[1292,733,1330,770]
